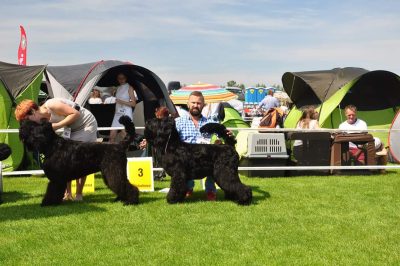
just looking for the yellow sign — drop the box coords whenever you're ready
[127,157,154,192]
[71,173,95,195]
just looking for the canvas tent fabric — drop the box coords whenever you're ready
[282,67,400,146]
[0,61,45,171]
[282,68,368,109]
[219,102,249,131]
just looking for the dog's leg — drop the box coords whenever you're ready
[214,168,252,205]
[123,180,139,205]
[41,180,67,206]
[101,165,139,205]
[167,173,187,204]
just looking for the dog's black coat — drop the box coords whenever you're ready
[145,117,252,205]
[19,116,139,206]
[0,143,11,204]
[0,143,11,161]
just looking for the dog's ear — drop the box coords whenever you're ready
[32,121,55,152]
[41,120,56,138]
[144,118,159,142]
[19,120,35,150]
[19,119,55,152]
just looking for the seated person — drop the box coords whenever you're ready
[104,95,116,104]
[339,105,383,164]
[103,88,117,104]
[293,106,320,159]
[88,89,103,104]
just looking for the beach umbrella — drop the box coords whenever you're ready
[169,82,238,104]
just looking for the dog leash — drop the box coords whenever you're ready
[164,133,172,154]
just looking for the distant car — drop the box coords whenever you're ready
[225,87,245,101]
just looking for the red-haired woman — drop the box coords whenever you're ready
[15,98,98,201]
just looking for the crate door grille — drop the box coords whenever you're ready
[254,137,282,154]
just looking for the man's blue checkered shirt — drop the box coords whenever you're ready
[175,115,213,144]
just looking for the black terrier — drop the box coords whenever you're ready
[0,143,12,204]
[145,117,252,205]
[19,116,139,206]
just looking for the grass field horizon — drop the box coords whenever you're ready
[1,171,400,265]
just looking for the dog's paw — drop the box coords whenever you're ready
[236,188,253,206]
[41,200,61,207]
[113,196,122,202]
[123,200,139,206]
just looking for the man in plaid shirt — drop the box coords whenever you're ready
[175,91,217,201]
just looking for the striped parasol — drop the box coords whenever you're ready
[170,82,238,104]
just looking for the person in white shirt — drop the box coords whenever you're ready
[88,89,103,104]
[109,73,136,143]
[339,105,382,164]
[104,96,116,104]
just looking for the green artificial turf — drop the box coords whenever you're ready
[1,172,400,265]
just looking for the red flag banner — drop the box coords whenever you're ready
[18,25,27,65]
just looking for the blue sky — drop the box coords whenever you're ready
[1,0,399,86]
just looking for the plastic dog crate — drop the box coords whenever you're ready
[240,133,289,177]
[247,133,288,158]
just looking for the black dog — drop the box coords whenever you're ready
[145,117,252,205]
[0,143,11,161]
[0,143,11,204]
[19,116,139,206]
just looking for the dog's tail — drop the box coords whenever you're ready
[200,123,237,146]
[118,116,136,149]
[0,143,11,161]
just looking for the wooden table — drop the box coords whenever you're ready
[330,133,376,174]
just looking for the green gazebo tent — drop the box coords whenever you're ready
[282,67,400,144]
[0,61,45,171]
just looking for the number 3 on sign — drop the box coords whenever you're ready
[127,157,154,192]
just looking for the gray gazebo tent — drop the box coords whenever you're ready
[46,60,175,114]
[45,60,176,127]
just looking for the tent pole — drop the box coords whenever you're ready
[73,60,104,101]
[289,76,295,101]
[338,103,343,123]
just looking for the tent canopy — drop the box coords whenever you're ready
[282,67,400,146]
[0,61,45,99]
[282,67,400,111]
[46,60,176,121]
[0,61,45,171]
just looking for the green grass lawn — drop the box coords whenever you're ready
[1,172,400,265]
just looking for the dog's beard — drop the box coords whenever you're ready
[189,107,201,117]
